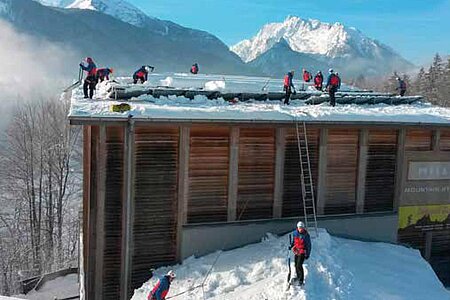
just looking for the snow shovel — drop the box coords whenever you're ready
[64,66,83,92]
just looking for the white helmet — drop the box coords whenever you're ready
[167,270,176,279]
[297,221,305,229]
[145,66,151,72]
[328,68,334,74]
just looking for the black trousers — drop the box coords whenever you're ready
[284,87,292,105]
[400,89,406,97]
[295,253,306,283]
[328,87,337,106]
[83,76,97,99]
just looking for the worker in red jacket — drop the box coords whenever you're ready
[314,71,323,91]
[289,221,311,285]
[302,69,312,82]
[148,270,176,300]
[283,71,296,105]
[79,57,97,99]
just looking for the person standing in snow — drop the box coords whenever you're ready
[396,77,407,96]
[148,270,176,300]
[314,71,324,91]
[326,68,340,107]
[283,71,296,105]
[96,67,114,82]
[302,69,312,82]
[80,57,97,99]
[133,65,154,84]
[289,221,311,286]
[190,63,199,74]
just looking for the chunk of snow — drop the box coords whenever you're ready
[160,76,174,87]
[204,80,226,91]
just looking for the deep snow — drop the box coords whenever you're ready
[131,230,450,300]
[69,74,450,125]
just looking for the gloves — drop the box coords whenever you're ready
[288,245,292,250]
[79,63,83,67]
[305,255,310,260]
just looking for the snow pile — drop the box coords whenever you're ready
[131,230,449,300]
[16,274,78,300]
[160,76,174,87]
[204,80,226,91]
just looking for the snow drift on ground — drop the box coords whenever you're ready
[131,229,449,300]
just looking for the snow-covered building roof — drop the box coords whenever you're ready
[68,74,450,126]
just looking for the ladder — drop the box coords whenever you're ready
[296,122,319,237]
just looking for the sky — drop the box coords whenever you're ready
[131,0,450,64]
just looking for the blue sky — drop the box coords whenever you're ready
[132,0,450,64]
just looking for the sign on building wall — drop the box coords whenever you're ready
[398,204,450,231]
[408,161,450,180]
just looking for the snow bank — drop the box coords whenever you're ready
[131,230,449,300]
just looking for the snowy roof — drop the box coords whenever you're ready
[68,74,450,126]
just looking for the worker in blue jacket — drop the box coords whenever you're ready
[147,270,176,300]
[79,57,97,98]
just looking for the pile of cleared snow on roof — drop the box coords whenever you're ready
[131,229,449,300]
[69,74,450,124]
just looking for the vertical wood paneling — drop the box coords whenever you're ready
[405,129,432,151]
[440,129,450,151]
[282,127,320,217]
[324,129,358,215]
[237,128,275,220]
[187,126,229,223]
[364,130,397,213]
[103,127,124,299]
[131,126,179,292]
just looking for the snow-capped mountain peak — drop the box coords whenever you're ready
[66,0,153,26]
[33,0,153,27]
[231,16,392,63]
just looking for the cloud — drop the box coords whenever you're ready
[0,19,79,127]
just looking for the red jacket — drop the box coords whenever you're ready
[292,228,312,256]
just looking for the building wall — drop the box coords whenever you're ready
[181,213,398,259]
[82,123,450,299]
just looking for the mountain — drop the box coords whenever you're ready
[231,16,414,77]
[248,38,330,78]
[2,0,255,76]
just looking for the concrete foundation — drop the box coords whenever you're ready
[181,213,398,259]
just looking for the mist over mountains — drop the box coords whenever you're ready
[1,0,415,80]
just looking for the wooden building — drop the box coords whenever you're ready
[69,85,450,299]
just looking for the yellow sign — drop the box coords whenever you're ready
[398,204,450,230]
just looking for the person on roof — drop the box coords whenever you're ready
[283,71,296,105]
[396,77,407,97]
[335,72,342,90]
[96,68,114,82]
[190,63,199,74]
[133,65,154,84]
[314,71,323,91]
[302,69,312,82]
[147,270,176,300]
[326,68,340,107]
[79,57,97,99]
[289,221,311,286]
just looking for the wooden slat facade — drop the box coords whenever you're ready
[130,126,179,293]
[405,129,433,151]
[364,129,397,213]
[102,127,124,299]
[440,129,450,151]
[81,121,450,299]
[188,126,229,223]
[237,128,275,220]
[324,129,359,214]
[282,127,320,217]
